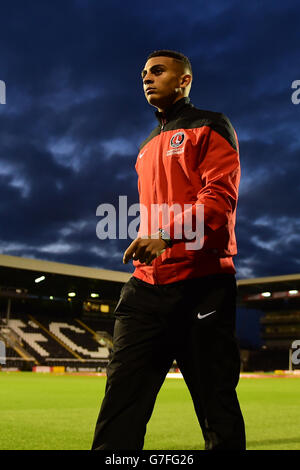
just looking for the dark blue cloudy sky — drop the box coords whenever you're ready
[0,0,299,280]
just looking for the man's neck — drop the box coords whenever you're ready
[154,97,191,128]
[156,95,187,114]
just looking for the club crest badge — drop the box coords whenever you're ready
[170,132,185,148]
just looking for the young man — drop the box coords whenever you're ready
[91,50,246,451]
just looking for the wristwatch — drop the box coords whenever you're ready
[158,228,173,248]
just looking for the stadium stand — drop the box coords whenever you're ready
[1,314,113,371]
[260,310,300,348]
[238,275,300,372]
[0,254,129,371]
[0,253,300,373]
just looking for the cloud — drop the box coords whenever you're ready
[0,0,299,279]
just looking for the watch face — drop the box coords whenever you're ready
[159,229,172,247]
[160,229,169,240]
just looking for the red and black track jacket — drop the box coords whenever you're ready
[133,97,240,285]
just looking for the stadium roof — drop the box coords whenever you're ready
[0,253,130,283]
[237,273,300,308]
[0,253,131,303]
[1,252,300,305]
[237,273,300,295]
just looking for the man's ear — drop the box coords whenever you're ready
[181,74,192,89]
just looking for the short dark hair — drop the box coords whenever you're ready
[147,49,192,76]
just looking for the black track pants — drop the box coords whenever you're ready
[91,273,246,450]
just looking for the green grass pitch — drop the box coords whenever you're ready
[0,372,299,450]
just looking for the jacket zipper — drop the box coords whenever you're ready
[153,116,167,284]
[160,116,167,131]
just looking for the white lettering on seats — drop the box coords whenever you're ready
[9,319,50,357]
[49,322,109,358]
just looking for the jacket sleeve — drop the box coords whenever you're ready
[161,119,240,254]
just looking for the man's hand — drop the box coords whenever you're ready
[123,235,168,265]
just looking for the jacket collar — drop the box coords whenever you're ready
[155,97,191,126]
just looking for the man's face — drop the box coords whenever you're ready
[141,56,190,110]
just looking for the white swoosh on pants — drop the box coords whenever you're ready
[197,310,216,320]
